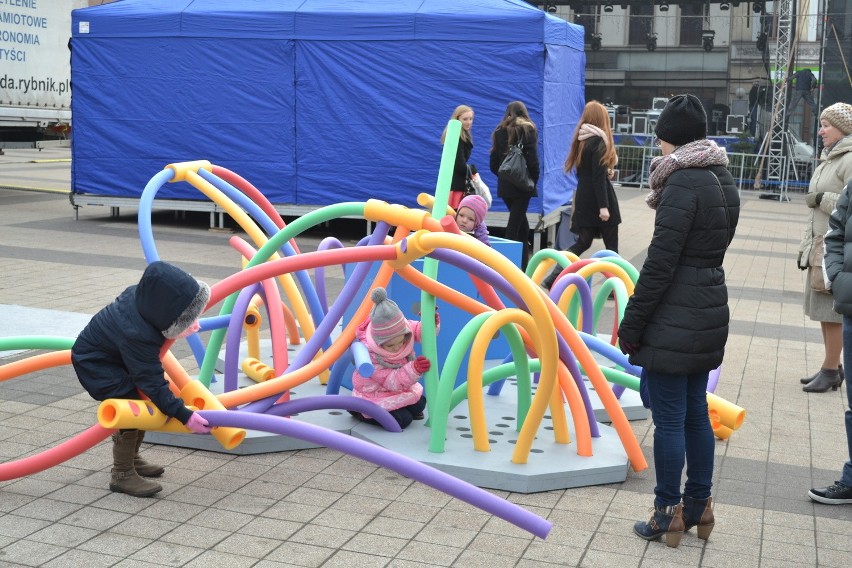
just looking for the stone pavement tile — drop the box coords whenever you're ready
[112,515,181,540]
[763,495,816,515]
[521,540,584,565]
[322,549,391,567]
[310,506,374,532]
[759,559,815,568]
[362,516,425,540]
[288,523,356,549]
[281,486,345,508]
[27,522,100,547]
[238,516,303,541]
[428,508,490,532]
[340,531,408,558]
[697,548,760,568]
[214,532,282,558]
[235,479,297,501]
[350,479,408,502]
[578,548,642,568]
[0,514,50,539]
[465,530,533,557]
[414,525,477,549]
[7,497,82,521]
[183,550,258,568]
[816,547,852,567]
[759,540,818,564]
[0,491,35,512]
[264,541,335,567]
[261,501,325,523]
[41,548,122,568]
[77,531,153,557]
[159,522,229,549]
[586,530,647,556]
[62,504,131,531]
[301,471,363,494]
[453,548,519,568]
[183,506,254,532]
[395,539,463,566]
[0,539,67,567]
[127,540,203,566]
[212,491,276,516]
[46,483,110,506]
[159,482,229,508]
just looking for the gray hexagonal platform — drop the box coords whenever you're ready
[147,337,643,492]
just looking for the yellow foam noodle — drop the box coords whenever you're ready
[706,392,746,431]
[180,381,246,450]
[242,357,274,382]
[164,160,213,182]
[98,399,168,430]
[712,424,734,440]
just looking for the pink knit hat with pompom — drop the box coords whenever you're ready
[458,194,488,225]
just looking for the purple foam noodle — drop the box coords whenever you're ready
[708,365,721,393]
[224,282,263,392]
[241,223,391,414]
[264,394,401,432]
[198,410,552,539]
[428,248,600,437]
[315,236,346,314]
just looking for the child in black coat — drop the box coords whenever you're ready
[72,261,212,497]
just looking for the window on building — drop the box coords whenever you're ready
[574,3,599,40]
[628,4,654,46]
[680,3,704,46]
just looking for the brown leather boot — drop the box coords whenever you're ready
[633,503,684,548]
[110,431,162,497]
[133,430,165,478]
[682,496,715,540]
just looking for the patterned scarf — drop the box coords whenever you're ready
[646,139,729,209]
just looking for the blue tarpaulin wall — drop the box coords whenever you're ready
[71,0,585,216]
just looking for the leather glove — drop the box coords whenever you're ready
[186,412,212,434]
[412,356,431,374]
[434,310,440,328]
[619,341,640,357]
[805,192,823,208]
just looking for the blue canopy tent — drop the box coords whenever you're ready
[70,0,585,217]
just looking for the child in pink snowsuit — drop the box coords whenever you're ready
[351,287,438,429]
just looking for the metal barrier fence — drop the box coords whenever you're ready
[613,143,814,194]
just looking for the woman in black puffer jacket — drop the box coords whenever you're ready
[489,100,540,271]
[617,95,740,548]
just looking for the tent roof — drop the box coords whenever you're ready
[73,0,582,46]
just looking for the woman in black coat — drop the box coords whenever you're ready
[441,104,475,210]
[489,100,539,270]
[617,95,740,547]
[542,101,620,289]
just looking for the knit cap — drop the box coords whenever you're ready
[654,94,707,146]
[368,287,411,344]
[458,194,488,225]
[821,103,852,135]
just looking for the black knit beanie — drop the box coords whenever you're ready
[654,94,707,146]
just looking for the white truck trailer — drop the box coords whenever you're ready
[0,0,87,150]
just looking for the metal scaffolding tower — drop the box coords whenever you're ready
[764,0,795,198]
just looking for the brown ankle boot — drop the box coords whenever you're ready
[133,430,165,478]
[633,503,684,548]
[682,496,715,540]
[110,431,162,497]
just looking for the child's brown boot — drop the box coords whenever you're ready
[109,430,162,497]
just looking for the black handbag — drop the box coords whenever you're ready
[498,144,535,193]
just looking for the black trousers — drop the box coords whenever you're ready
[502,194,532,270]
[568,225,619,256]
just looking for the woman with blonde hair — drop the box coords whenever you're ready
[489,100,540,270]
[542,100,620,289]
[441,105,475,209]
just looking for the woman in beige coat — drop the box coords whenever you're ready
[797,103,852,392]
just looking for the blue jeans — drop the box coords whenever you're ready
[839,317,852,486]
[644,369,715,506]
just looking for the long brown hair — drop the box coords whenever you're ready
[440,105,474,145]
[491,101,537,150]
[564,101,617,172]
